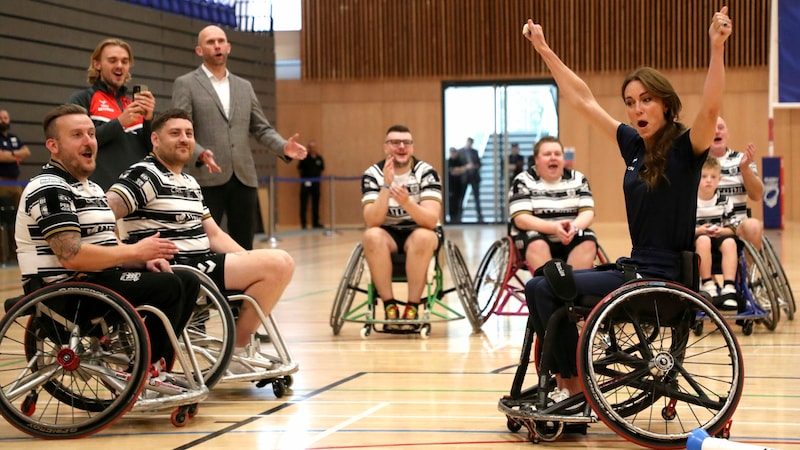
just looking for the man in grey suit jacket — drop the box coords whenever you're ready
[172,25,307,250]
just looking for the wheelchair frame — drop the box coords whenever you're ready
[470,236,609,327]
[173,265,298,398]
[0,281,208,439]
[330,239,477,338]
[498,278,744,447]
[694,238,780,336]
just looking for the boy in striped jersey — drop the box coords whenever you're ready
[695,157,739,310]
[107,109,295,373]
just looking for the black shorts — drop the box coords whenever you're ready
[173,253,228,289]
[513,228,598,260]
[380,226,443,254]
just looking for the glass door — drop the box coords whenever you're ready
[442,81,559,224]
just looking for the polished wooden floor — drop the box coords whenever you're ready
[0,222,798,449]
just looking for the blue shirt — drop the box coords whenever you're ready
[617,124,708,278]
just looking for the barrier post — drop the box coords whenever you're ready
[267,176,279,247]
[326,176,336,236]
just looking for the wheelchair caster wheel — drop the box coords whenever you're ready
[283,375,294,388]
[506,416,522,432]
[420,324,431,339]
[693,321,703,336]
[21,391,38,416]
[187,403,199,419]
[533,420,565,442]
[360,326,371,339]
[742,321,754,336]
[171,408,189,427]
[273,379,287,398]
[661,405,677,420]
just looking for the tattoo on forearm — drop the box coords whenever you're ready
[48,231,82,262]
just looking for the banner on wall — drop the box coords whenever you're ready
[779,0,800,102]
[762,156,783,229]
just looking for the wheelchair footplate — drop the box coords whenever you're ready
[498,391,597,443]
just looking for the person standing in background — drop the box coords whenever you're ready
[447,146,466,223]
[508,142,524,186]
[0,109,32,206]
[298,140,325,229]
[67,39,157,191]
[172,25,307,250]
[459,137,483,223]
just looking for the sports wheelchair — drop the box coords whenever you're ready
[760,235,795,321]
[175,265,298,398]
[498,253,744,447]
[693,238,780,336]
[470,235,609,327]
[0,279,209,439]
[330,229,479,338]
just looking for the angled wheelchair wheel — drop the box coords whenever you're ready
[444,240,481,332]
[0,283,150,439]
[761,236,795,321]
[173,266,236,388]
[331,243,366,335]
[579,281,743,449]
[473,237,514,324]
[741,241,780,330]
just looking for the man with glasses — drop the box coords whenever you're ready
[361,125,442,325]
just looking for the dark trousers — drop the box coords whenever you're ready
[300,183,321,227]
[447,180,464,223]
[526,269,624,378]
[465,172,482,220]
[85,270,200,366]
[202,176,258,250]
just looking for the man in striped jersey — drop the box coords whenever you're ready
[508,136,597,273]
[361,124,442,323]
[695,157,739,310]
[710,117,763,249]
[107,109,294,373]
[15,104,199,376]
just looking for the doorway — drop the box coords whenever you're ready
[442,80,559,224]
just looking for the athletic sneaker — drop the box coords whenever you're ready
[384,303,399,320]
[402,304,418,320]
[718,285,738,310]
[227,344,279,374]
[547,387,570,403]
[700,280,718,299]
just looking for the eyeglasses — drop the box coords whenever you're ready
[385,139,414,147]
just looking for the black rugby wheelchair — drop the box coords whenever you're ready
[330,228,480,338]
[0,277,209,439]
[498,253,744,448]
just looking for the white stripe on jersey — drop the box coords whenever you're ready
[16,163,118,279]
[696,193,737,227]
[361,158,442,230]
[109,156,211,256]
[714,149,759,223]
[508,167,594,242]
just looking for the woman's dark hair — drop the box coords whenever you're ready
[622,66,687,189]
